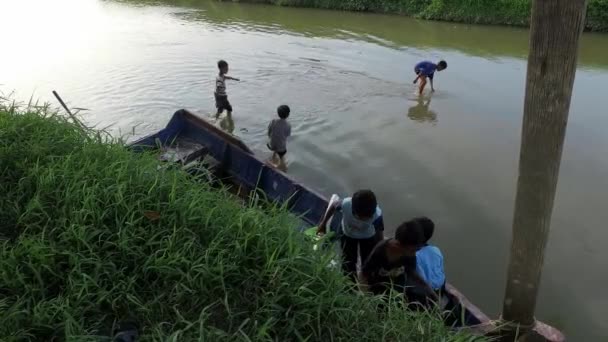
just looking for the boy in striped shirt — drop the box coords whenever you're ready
[215,60,240,118]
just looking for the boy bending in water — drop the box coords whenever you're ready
[413,60,447,95]
[360,219,438,302]
[317,190,384,281]
[215,60,240,119]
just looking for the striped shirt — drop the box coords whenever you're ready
[215,74,226,96]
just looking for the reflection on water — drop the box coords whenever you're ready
[407,97,437,124]
[218,112,235,134]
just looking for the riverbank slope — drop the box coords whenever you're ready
[232,0,608,32]
[0,103,482,341]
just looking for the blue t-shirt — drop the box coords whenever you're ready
[415,61,438,77]
[416,244,445,290]
[339,197,383,239]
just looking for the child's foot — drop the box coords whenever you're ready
[265,158,278,168]
[277,158,288,172]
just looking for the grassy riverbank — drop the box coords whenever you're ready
[233,0,608,32]
[0,103,482,341]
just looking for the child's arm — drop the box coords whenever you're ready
[267,121,273,137]
[407,269,439,302]
[225,76,240,81]
[430,78,435,92]
[317,202,339,235]
[412,75,420,84]
[358,272,371,293]
[373,216,384,241]
[360,248,381,293]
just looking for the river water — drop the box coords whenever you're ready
[2,0,607,340]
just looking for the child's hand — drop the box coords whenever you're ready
[316,225,326,236]
[413,79,418,84]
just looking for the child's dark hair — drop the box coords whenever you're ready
[395,220,424,247]
[438,60,447,69]
[218,60,228,69]
[351,190,377,219]
[414,216,435,243]
[277,105,290,119]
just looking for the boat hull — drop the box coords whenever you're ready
[130,109,564,341]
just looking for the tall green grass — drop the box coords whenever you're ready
[0,102,485,341]
[229,0,608,32]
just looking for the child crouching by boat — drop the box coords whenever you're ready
[317,190,384,282]
[360,219,438,303]
[407,216,447,308]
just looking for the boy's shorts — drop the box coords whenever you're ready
[414,68,434,80]
[267,143,286,157]
[214,93,233,113]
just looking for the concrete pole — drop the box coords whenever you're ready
[502,0,588,333]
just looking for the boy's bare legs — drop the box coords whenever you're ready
[277,155,287,172]
[219,112,235,134]
[225,112,234,133]
[267,153,287,172]
[418,76,427,96]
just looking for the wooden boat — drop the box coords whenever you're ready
[129,109,565,341]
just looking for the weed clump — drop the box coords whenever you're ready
[0,102,482,341]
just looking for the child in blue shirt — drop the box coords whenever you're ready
[317,190,384,281]
[406,216,446,307]
[415,217,445,290]
[413,60,447,95]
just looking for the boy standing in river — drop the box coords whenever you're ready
[267,105,291,170]
[215,60,240,119]
[413,60,447,95]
